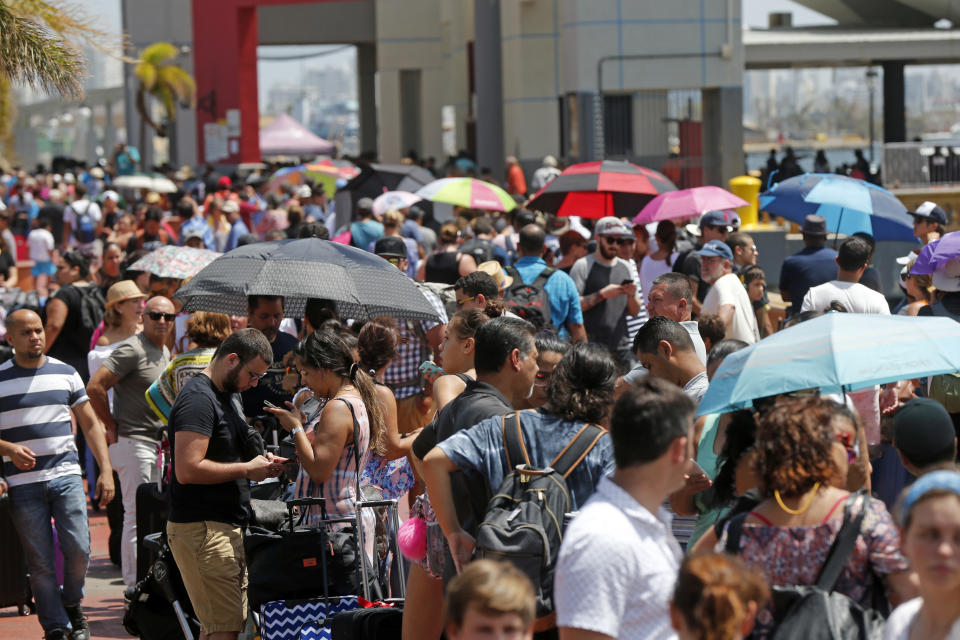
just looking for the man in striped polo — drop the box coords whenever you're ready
[0,309,114,640]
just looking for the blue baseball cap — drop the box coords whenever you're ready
[696,239,733,261]
[699,210,738,230]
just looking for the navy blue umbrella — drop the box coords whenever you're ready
[759,173,916,242]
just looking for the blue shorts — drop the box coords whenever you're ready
[32,261,56,277]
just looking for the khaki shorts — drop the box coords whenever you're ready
[167,520,248,635]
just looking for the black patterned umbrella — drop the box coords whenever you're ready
[173,238,441,322]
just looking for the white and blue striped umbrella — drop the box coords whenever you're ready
[698,313,960,416]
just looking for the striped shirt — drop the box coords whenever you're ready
[0,357,88,487]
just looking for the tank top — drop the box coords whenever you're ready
[425,251,461,285]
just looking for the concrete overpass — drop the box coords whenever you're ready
[744,25,960,145]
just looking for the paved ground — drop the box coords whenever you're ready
[0,505,129,640]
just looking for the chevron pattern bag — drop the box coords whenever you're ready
[259,596,360,640]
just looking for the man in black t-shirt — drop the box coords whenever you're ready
[167,329,283,640]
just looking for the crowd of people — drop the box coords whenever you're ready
[0,157,958,640]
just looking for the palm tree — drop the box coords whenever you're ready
[134,42,196,160]
[0,0,94,155]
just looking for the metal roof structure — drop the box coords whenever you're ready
[793,0,960,27]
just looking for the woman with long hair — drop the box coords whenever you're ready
[432,307,498,411]
[884,471,960,639]
[640,220,678,300]
[266,328,387,558]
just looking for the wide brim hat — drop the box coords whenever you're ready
[105,280,147,308]
[477,260,514,290]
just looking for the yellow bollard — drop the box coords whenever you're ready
[729,175,762,228]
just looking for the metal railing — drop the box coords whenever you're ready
[883,141,960,188]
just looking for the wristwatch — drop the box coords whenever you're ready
[290,426,304,437]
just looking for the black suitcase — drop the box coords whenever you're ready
[136,482,169,582]
[330,605,403,639]
[107,470,123,567]
[0,493,35,615]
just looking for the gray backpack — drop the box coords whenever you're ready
[474,412,605,618]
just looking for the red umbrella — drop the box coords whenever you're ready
[525,160,677,219]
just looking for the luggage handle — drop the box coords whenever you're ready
[286,497,328,532]
[354,497,406,601]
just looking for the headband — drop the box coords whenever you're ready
[902,470,960,519]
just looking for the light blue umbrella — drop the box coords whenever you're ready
[697,313,960,416]
[759,173,916,242]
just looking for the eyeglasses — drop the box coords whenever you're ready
[242,359,268,381]
[601,236,634,246]
[456,295,476,307]
[146,311,176,322]
[836,431,859,463]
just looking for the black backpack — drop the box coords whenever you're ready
[725,490,886,640]
[474,412,606,618]
[77,284,106,336]
[502,265,555,332]
[460,237,496,265]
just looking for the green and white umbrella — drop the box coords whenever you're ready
[415,177,516,212]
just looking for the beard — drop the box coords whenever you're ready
[599,244,618,260]
[223,362,242,393]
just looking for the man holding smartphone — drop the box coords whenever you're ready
[569,217,642,367]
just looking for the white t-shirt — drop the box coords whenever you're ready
[555,476,681,640]
[639,253,678,304]
[27,228,55,262]
[701,272,760,344]
[800,280,890,315]
[883,597,960,640]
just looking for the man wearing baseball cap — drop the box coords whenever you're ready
[570,217,642,365]
[697,239,759,343]
[894,398,957,477]
[672,210,737,313]
[908,201,947,246]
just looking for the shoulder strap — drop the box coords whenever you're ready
[501,412,530,469]
[504,265,522,282]
[724,511,749,554]
[336,397,364,496]
[814,490,869,592]
[454,372,473,385]
[531,267,556,289]
[550,423,606,478]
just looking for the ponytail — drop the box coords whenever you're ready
[349,364,387,456]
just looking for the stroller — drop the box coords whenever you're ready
[122,532,201,640]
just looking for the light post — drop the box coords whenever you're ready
[866,67,878,163]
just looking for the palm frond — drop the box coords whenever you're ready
[134,61,156,90]
[156,65,195,105]
[141,42,178,67]
[0,1,85,99]
[8,0,135,63]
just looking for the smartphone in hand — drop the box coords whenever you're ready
[263,400,280,410]
[621,279,634,286]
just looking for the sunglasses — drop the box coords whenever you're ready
[146,311,176,322]
[836,431,860,463]
[385,256,403,266]
[601,236,634,246]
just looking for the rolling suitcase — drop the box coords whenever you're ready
[254,497,405,640]
[0,492,35,616]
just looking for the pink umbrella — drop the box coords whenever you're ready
[632,186,748,225]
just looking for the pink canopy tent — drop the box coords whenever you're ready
[259,113,335,156]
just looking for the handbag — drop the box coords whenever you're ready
[245,498,364,608]
[726,490,886,640]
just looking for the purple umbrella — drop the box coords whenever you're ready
[910,231,960,275]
